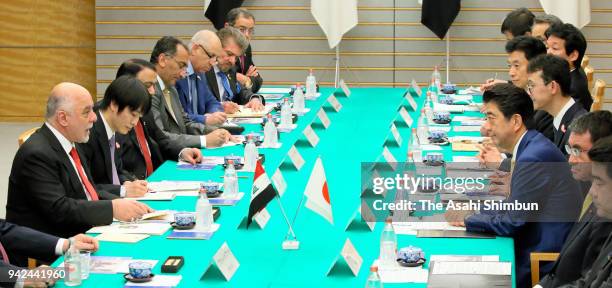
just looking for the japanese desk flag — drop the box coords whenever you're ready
[304,157,333,224]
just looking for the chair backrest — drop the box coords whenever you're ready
[17,127,39,146]
[581,55,590,69]
[584,65,594,92]
[590,79,606,112]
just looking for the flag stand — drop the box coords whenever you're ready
[445,31,450,84]
[334,46,340,88]
[278,196,300,250]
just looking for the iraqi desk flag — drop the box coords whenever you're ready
[304,157,333,224]
[421,0,461,39]
[311,0,358,49]
[205,0,244,30]
[247,160,277,228]
[539,0,591,28]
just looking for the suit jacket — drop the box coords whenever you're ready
[465,130,582,288]
[118,112,184,180]
[570,68,593,111]
[0,219,59,270]
[554,101,588,156]
[533,110,555,142]
[540,205,612,287]
[150,82,213,148]
[175,72,222,124]
[236,44,263,93]
[205,68,262,105]
[6,125,116,241]
[557,234,612,288]
[78,108,122,195]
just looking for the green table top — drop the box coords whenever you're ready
[54,87,515,287]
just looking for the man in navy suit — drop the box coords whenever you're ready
[446,83,582,288]
[527,54,587,156]
[1,219,98,287]
[175,30,226,126]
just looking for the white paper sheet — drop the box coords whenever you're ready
[431,261,511,275]
[87,223,171,235]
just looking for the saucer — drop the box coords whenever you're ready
[124,273,154,283]
[170,222,195,230]
[397,258,426,267]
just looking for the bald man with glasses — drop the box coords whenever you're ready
[175,30,230,127]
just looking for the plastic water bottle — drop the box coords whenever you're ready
[417,110,429,145]
[306,69,317,98]
[64,238,82,286]
[408,129,422,163]
[293,83,305,114]
[243,134,259,171]
[423,94,434,123]
[365,265,383,288]
[196,187,213,231]
[223,160,238,197]
[380,217,397,267]
[263,114,278,147]
[432,65,442,90]
[280,97,292,127]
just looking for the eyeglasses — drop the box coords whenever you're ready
[526,80,551,94]
[565,144,586,157]
[196,44,218,65]
[237,26,255,36]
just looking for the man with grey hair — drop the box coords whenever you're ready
[532,14,563,42]
[175,30,229,126]
[225,7,263,93]
[205,27,265,113]
[6,83,153,247]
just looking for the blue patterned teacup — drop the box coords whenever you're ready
[398,246,425,263]
[433,111,451,122]
[128,261,153,279]
[426,152,444,163]
[201,181,220,193]
[173,212,195,227]
[429,130,447,141]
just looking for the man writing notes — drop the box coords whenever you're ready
[205,27,265,114]
[149,36,233,148]
[6,83,152,264]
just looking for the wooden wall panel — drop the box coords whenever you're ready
[94,0,611,106]
[0,0,96,122]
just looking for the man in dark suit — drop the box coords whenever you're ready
[551,136,612,288]
[446,84,582,288]
[0,219,98,285]
[78,76,150,197]
[149,36,233,149]
[114,59,203,180]
[205,27,265,114]
[6,83,152,264]
[546,23,593,111]
[176,30,226,126]
[225,8,263,93]
[538,111,612,287]
[500,7,535,40]
[527,54,588,155]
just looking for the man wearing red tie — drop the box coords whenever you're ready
[6,82,152,266]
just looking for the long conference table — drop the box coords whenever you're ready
[54,87,515,287]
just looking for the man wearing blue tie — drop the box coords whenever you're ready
[205,27,265,114]
[445,83,582,288]
[175,30,227,126]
